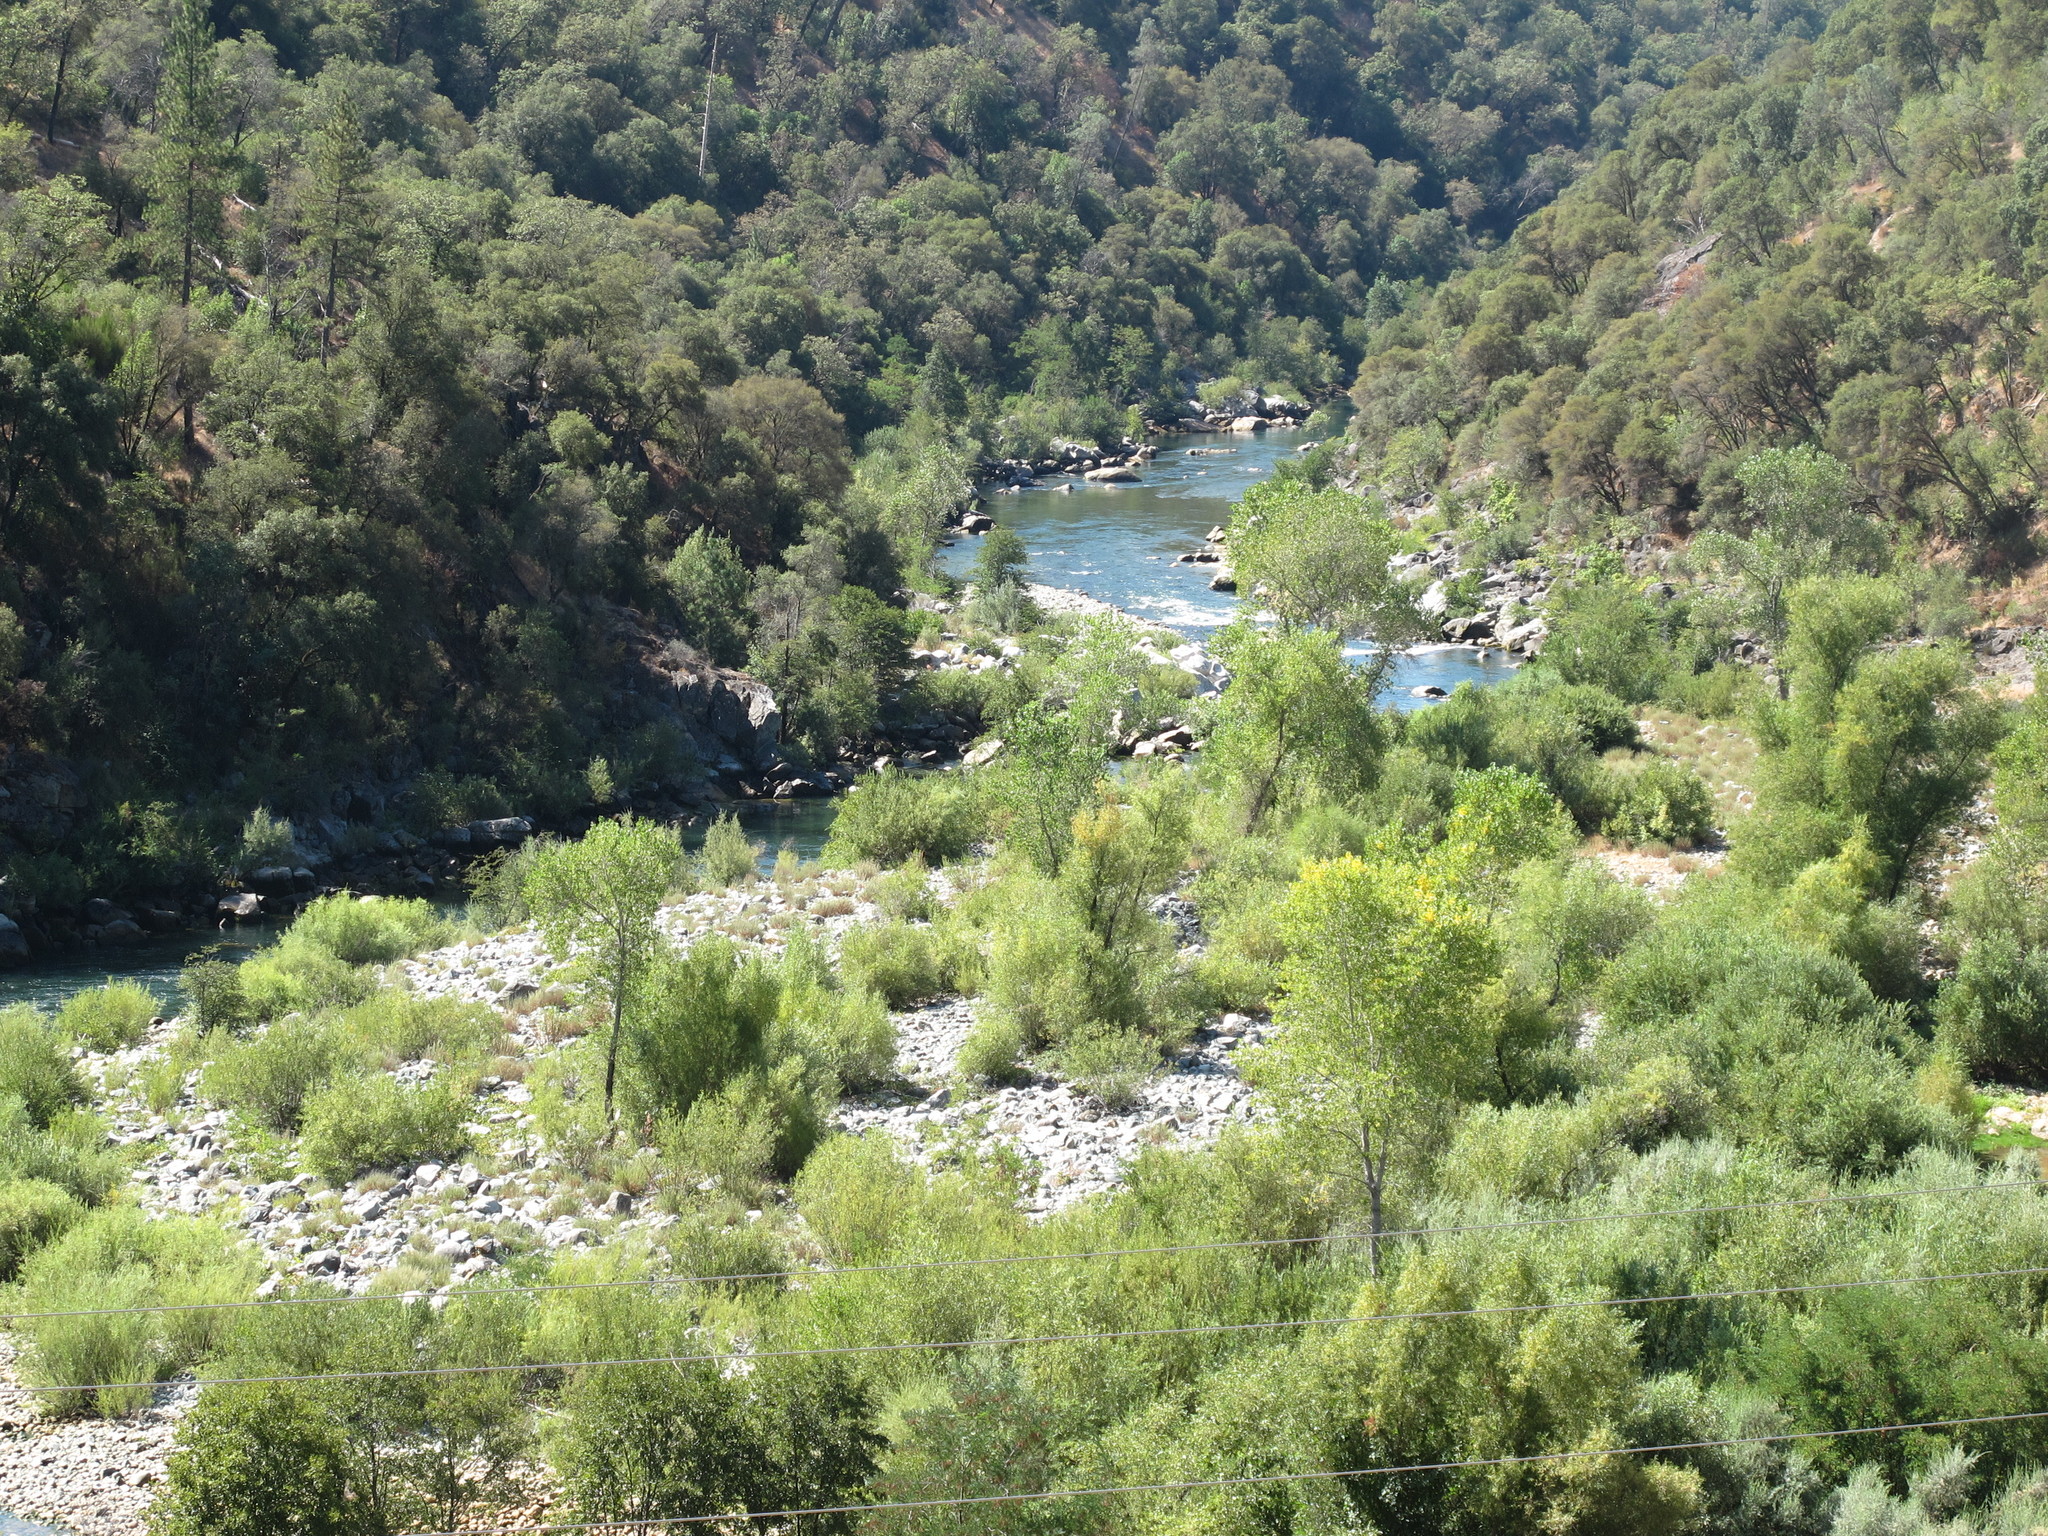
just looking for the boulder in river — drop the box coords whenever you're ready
[1084,465,1139,483]
[0,913,28,965]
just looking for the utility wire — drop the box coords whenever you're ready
[405,1407,2048,1534]
[27,1261,2048,1395]
[4,1176,2034,1324]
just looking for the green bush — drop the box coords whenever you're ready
[630,938,779,1121]
[551,1336,879,1529]
[202,1015,347,1133]
[57,981,162,1052]
[1054,1029,1160,1111]
[869,856,938,920]
[0,1102,131,1203]
[839,922,948,1007]
[956,1013,1030,1085]
[232,896,446,1020]
[237,947,373,1020]
[661,1058,829,1189]
[280,894,447,966]
[1935,934,2048,1084]
[984,898,1142,1051]
[151,1385,360,1536]
[823,769,984,868]
[180,957,254,1034]
[340,991,503,1067]
[777,987,897,1090]
[1602,758,1717,847]
[17,1206,257,1416]
[699,813,763,886]
[0,1005,87,1126]
[0,1177,84,1280]
[465,838,553,930]
[661,1075,778,1195]
[299,1074,470,1182]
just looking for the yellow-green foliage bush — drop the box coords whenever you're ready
[299,1073,470,1182]
[239,897,448,1019]
[57,981,162,1051]
[0,1177,83,1280]
[823,769,984,868]
[839,921,951,1007]
[17,1206,258,1415]
[202,1015,347,1133]
[0,1005,87,1126]
[340,991,503,1067]
[0,1100,129,1203]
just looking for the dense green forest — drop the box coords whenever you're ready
[0,0,1834,905]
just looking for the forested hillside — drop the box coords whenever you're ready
[0,0,1825,902]
[1348,0,2048,576]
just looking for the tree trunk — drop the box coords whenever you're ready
[698,33,719,177]
[601,958,625,1142]
[46,24,72,142]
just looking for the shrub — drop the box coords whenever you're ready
[661,1075,778,1195]
[299,1074,470,1182]
[984,898,1142,1050]
[17,1206,257,1416]
[1055,1029,1160,1111]
[238,807,297,867]
[0,1005,87,1126]
[778,987,898,1090]
[465,838,554,930]
[282,894,446,966]
[1935,934,2048,1084]
[233,897,446,1020]
[180,957,254,1034]
[700,813,763,886]
[237,947,373,1020]
[823,769,983,869]
[1603,759,1717,847]
[152,1385,358,1536]
[341,991,503,1067]
[0,1101,130,1202]
[0,1177,84,1280]
[202,1015,347,1133]
[869,856,937,920]
[839,922,947,1007]
[551,1346,879,1529]
[57,981,162,1052]
[956,1013,1030,1084]
[629,938,779,1121]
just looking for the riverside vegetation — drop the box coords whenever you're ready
[15,0,2048,1527]
[3,474,2048,1535]
[0,0,1894,906]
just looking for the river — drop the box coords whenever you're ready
[0,435,1506,1016]
[0,803,837,1017]
[939,426,1515,707]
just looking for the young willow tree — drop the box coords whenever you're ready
[1225,478,1425,695]
[1245,855,1496,1272]
[523,817,685,1132]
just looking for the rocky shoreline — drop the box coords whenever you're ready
[0,859,1273,1533]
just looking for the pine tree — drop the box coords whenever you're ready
[300,83,375,363]
[146,0,230,307]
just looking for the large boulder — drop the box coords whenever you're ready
[467,817,533,848]
[0,914,27,965]
[1084,465,1140,483]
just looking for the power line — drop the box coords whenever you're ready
[5,1175,2033,1325]
[406,1407,2048,1535]
[28,1261,2047,1395]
